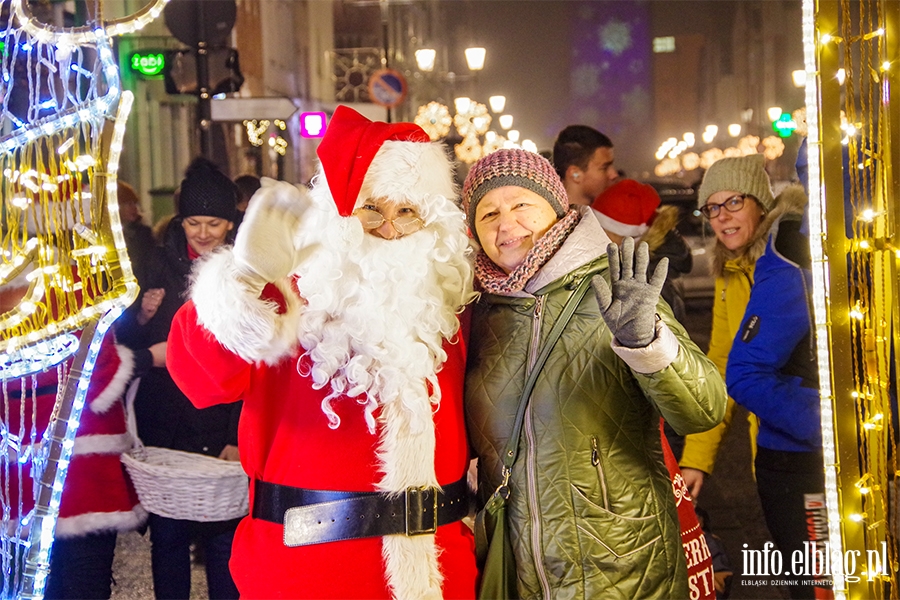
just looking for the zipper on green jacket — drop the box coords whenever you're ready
[590,435,610,510]
[524,295,551,598]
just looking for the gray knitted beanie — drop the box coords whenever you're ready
[698,154,775,212]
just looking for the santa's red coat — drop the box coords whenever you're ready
[168,299,477,599]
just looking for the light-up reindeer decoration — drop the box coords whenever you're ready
[0,1,169,597]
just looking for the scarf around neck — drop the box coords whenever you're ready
[475,208,581,295]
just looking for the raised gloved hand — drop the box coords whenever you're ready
[233,178,312,294]
[591,237,668,348]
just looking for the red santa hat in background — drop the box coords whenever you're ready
[591,179,661,239]
[316,105,455,215]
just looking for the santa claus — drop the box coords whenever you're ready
[167,106,478,599]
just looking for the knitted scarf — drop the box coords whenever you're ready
[475,209,581,295]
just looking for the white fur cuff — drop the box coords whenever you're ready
[611,320,679,374]
[191,248,301,365]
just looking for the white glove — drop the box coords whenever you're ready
[232,178,311,294]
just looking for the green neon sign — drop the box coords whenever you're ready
[130,51,165,78]
[773,113,797,138]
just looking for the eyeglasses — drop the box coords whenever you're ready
[352,207,424,236]
[699,194,747,219]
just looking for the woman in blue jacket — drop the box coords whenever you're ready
[725,184,829,600]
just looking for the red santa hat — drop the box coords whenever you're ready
[316,105,454,216]
[591,179,661,238]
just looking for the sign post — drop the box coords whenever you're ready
[210,97,298,121]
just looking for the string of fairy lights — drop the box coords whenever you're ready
[803,0,898,597]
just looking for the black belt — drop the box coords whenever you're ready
[252,476,470,547]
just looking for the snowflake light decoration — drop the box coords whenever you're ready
[455,133,483,164]
[700,148,724,170]
[454,101,491,138]
[414,102,452,141]
[599,19,632,56]
[762,136,786,161]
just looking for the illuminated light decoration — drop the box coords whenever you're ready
[800,0,900,596]
[680,152,700,171]
[481,133,506,156]
[453,101,491,138]
[761,136,785,161]
[737,135,759,156]
[498,114,513,130]
[699,148,724,170]
[414,102,452,141]
[454,133,483,164]
[1,1,147,596]
[244,120,270,147]
[129,51,166,79]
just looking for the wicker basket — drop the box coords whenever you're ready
[122,379,249,522]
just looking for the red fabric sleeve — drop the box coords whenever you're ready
[167,300,252,409]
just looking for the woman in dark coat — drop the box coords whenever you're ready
[116,158,242,600]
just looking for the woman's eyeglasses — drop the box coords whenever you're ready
[699,194,747,219]
[353,208,424,235]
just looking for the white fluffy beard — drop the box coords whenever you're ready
[293,192,474,491]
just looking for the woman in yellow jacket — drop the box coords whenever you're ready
[679,154,782,497]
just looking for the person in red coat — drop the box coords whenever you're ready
[167,106,478,599]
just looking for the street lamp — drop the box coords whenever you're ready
[465,47,486,71]
[415,48,436,72]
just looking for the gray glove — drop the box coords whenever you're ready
[591,237,668,348]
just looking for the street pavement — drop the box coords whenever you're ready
[108,298,791,599]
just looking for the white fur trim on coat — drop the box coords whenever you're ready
[611,320,680,374]
[55,505,148,538]
[89,345,134,414]
[72,432,132,456]
[190,248,301,365]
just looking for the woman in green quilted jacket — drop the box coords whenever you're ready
[461,149,727,599]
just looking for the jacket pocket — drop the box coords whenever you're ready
[571,484,661,560]
[590,435,610,510]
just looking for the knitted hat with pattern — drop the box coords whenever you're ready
[698,154,775,212]
[461,149,568,239]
